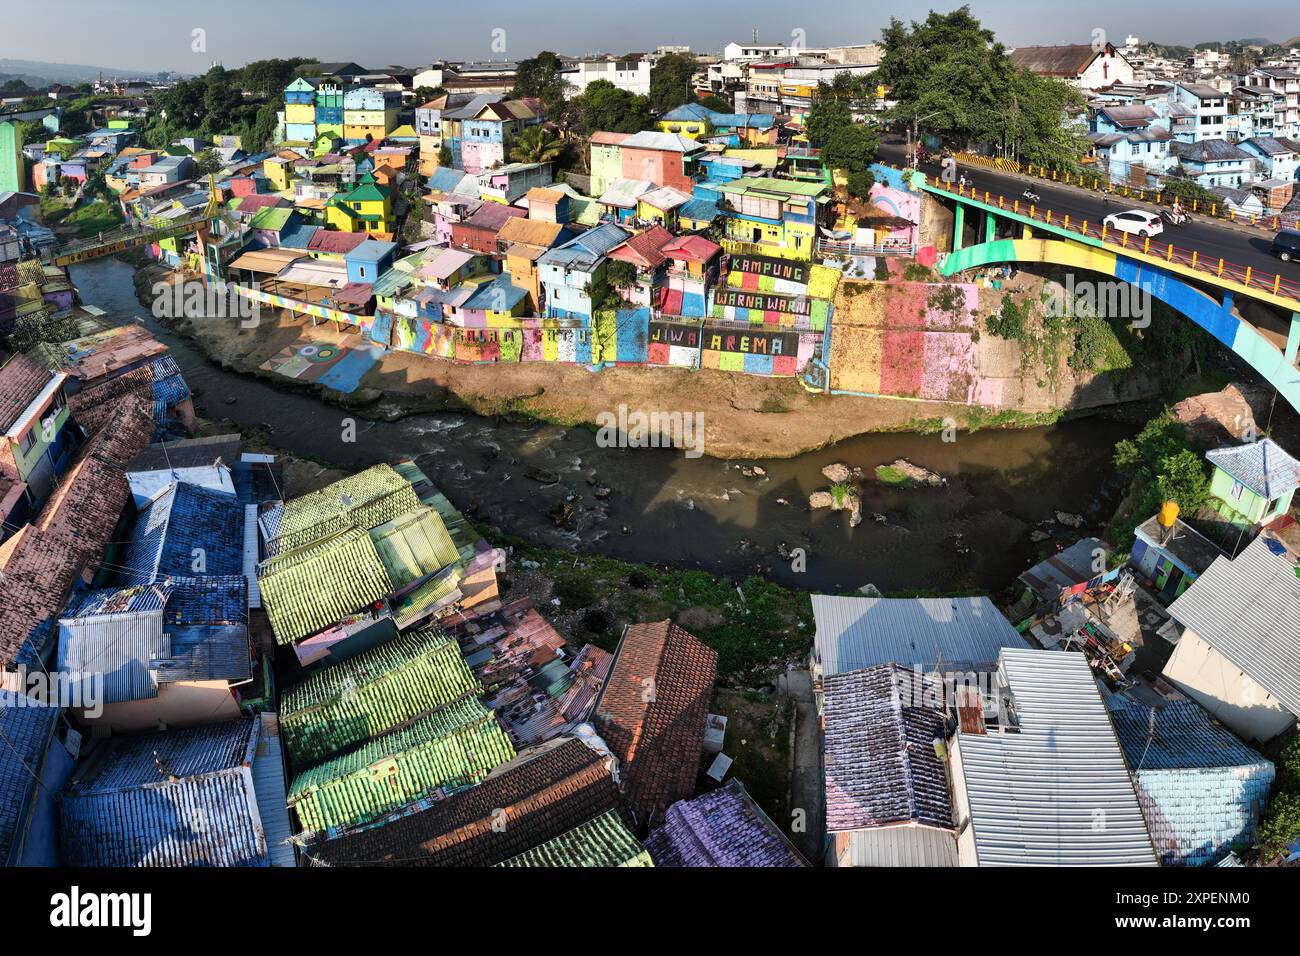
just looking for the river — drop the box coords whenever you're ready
[70,257,1136,594]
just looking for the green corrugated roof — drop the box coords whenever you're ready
[369,506,460,589]
[496,810,654,867]
[270,463,422,554]
[287,696,516,832]
[717,176,827,198]
[280,627,479,764]
[390,460,481,564]
[249,206,295,231]
[391,564,463,629]
[258,527,394,645]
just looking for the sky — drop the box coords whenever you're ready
[0,0,1291,75]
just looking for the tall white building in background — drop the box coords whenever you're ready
[563,58,653,96]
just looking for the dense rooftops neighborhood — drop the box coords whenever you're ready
[2,7,1300,901]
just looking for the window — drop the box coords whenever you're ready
[1265,497,1281,514]
[18,429,36,454]
[1230,480,1245,500]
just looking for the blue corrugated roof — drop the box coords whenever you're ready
[679,198,719,222]
[1110,698,1275,866]
[59,718,279,867]
[0,691,60,866]
[119,482,245,587]
[538,222,628,269]
[278,222,319,250]
[427,166,469,192]
[463,275,527,312]
[1110,698,1271,771]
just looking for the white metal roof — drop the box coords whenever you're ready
[956,648,1157,867]
[812,594,1027,675]
[1167,536,1300,715]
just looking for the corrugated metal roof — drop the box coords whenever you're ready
[59,718,291,867]
[287,696,515,833]
[1108,697,1273,866]
[812,594,1027,675]
[956,648,1157,866]
[243,504,262,608]
[498,808,652,867]
[58,607,167,704]
[843,823,959,867]
[0,691,61,866]
[1167,536,1300,716]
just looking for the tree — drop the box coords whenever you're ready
[564,80,651,135]
[806,77,879,200]
[695,94,731,113]
[510,125,565,165]
[876,5,1084,168]
[193,148,223,176]
[412,86,445,104]
[649,52,697,114]
[512,51,571,118]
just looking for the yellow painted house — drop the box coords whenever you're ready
[263,155,296,192]
[326,172,393,233]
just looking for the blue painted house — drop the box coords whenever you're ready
[537,222,629,322]
[343,238,397,284]
[1109,696,1275,866]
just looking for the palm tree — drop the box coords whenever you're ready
[510,125,565,165]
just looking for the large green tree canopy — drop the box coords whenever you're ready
[876,5,1085,168]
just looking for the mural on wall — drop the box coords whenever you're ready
[716,253,838,330]
[824,280,982,402]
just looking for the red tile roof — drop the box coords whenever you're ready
[0,393,154,666]
[308,737,624,866]
[0,353,53,433]
[306,230,371,255]
[608,225,674,269]
[661,234,722,264]
[593,620,717,824]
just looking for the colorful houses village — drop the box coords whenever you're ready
[0,42,1299,876]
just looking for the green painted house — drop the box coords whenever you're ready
[280,626,480,766]
[1206,438,1300,528]
[0,355,76,517]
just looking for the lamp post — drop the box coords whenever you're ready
[906,110,945,168]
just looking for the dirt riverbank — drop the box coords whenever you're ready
[133,262,1069,460]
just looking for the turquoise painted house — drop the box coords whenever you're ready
[1205,438,1300,528]
[1109,696,1274,867]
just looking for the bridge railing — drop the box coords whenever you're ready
[937,180,1300,303]
[951,151,1300,235]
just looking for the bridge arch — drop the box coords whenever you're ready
[939,237,1300,411]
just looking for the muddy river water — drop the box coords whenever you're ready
[72,257,1135,594]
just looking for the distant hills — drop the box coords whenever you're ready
[0,57,169,86]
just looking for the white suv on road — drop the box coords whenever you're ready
[1102,209,1164,238]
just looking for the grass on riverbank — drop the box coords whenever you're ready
[485,528,813,686]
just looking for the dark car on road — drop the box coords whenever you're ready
[1272,228,1300,262]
